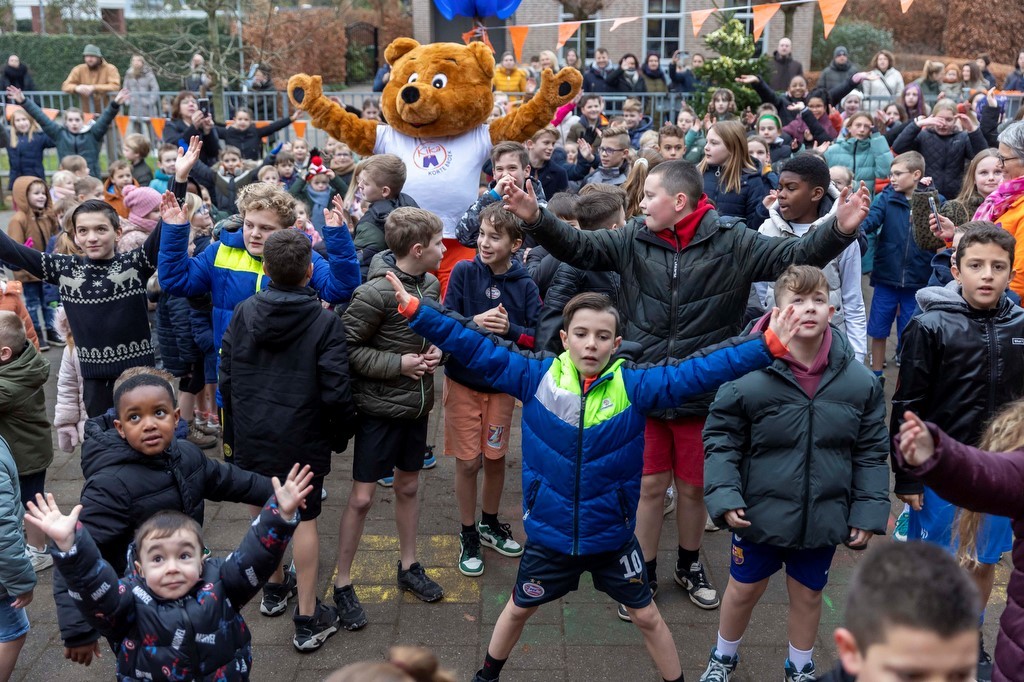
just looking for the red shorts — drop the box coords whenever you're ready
[642,416,707,486]
[436,239,476,298]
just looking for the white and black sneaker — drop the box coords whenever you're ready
[292,601,340,652]
[260,569,297,616]
[675,561,720,609]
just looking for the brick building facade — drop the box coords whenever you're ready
[409,0,815,74]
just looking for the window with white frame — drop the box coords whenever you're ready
[645,0,682,58]
[559,6,599,61]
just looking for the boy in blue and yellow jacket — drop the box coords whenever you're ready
[386,273,797,682]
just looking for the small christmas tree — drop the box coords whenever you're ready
[691,18,770,117]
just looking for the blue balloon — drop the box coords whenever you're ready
[433,0,523,20]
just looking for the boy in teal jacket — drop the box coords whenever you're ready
[385,272,798,682]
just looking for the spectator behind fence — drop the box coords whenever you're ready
[769,38,804,92]
[182,53,214,94]
[0,107,53,191]
[122,54,160,119]
[162,91,220,168]
[61,44,121,115]
[0,55,35,92]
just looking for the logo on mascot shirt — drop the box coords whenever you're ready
[413,141,453,175]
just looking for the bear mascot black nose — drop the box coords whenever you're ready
[401,86,420,104]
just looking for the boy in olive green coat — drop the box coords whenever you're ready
[698,265,889,682]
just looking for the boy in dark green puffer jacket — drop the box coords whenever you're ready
[698,265,889,682]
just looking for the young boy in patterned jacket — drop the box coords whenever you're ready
[386,273,800,682]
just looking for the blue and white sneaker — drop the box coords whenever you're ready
[377,473,394,487]
[699,648,738,681]
[423,445,437,470]
[893,505,909,542]
[784,659,816,681]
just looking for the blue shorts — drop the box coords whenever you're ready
[0,598,29,643]
[909,485,1013,565]
[729,535,837,592]
[867,283,918,341]
[513,537,653,609]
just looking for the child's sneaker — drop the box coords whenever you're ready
[377,473,394,487]
[477,521,524,557]
[978,633,994,681]
[197,413,220,436]
[699,648,738,681]
[783,659,816,681]
[332,584,368,631]
[705,513,721,532]
[663,486,676,516]
[260,569,297,616]
[292,600,340,652]
[397,561,444,602]
[893,504,909,542]
[320,488,328,501]
[26,544,52,572]
[187,422,218,449]
[423,445,437,469]
[459,530,484,577]
[675,561,720,609]
[616,579,657,622]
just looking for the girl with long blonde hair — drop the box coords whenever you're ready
[621,148,664,219]
[698,120,770,227]
[3,108,51,190]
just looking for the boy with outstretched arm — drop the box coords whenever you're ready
[26,463,313,682]
[699,265,889,682]
[385,271,801,682]
[500,161,870,621]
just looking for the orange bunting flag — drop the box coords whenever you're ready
[292,120,307,139]
[900,0,913,11]
[83,112,96,123]
[556,21,581,50]
[610,17,639,32]
[149,117,166,139]
[691,8,715,37]
[461,28,476,45]
[41,108,60,121]
[508,25,529,63]
[752,3,781,43]
[3,104,23,120]
[115,115,130,139]
[818,0,848,38]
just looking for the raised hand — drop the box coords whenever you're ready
[174,135,203,182]
[763,189,779,210]
[324,195,346,229]
[272,463,315,517]
[836,182,872,235]
[502,179,541,224]
[897,410,935,467]
[767,304,798,348]
[5,86,24,104]
[114,88,131,106]
[577,138,594,162]
[385,271,413,309]
[724,508,752,528]
[787,101,806,112]
[160,191,186,225]
[734,75,759,85]
[957,112,978,132]
[24,493,82,553]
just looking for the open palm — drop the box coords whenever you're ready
[24,493,82,552]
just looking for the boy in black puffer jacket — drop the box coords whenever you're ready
[28,447,313,682]
[221,229,355,651]
[52,370,273,668]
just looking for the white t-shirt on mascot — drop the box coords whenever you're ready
[375,124,493,239]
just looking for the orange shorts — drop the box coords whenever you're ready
[443,377,516,460]
[436,239,476,298]
[642,416,707,487]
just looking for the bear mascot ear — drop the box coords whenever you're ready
[466,41,495,81]
[385,38,421,66]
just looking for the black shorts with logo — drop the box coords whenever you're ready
[512,536,653,609]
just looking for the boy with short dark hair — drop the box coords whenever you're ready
[122,133,153,186]
[355,154,419,278]
[699,265,889,682]
[274,149,299,190]
[657,123,686,161]
[525,126,568,199]
[891,220,1024,675]
[862,150,938,376]
[758,153,866,360]
[821,542,981,681]
[501,161,869,622]
[444,202,540,577]
[622,98,652,148]
[385,273,800,682]
[220,229,355,651]
[149,144,179,194]
[333,207,446,631]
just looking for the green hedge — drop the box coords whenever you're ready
[1,29,234,91]
[810,19,894,71]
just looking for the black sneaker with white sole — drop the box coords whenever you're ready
[292,601,340,652]
[260,569,297,616]
[675,561,720,609]
[397,561,444,602]
[332,584,368,631]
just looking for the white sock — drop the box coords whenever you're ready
[788,643,813,669]
[716,632,742,659]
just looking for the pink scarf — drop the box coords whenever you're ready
[974,176,1024,222]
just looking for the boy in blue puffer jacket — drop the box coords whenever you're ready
[386,274,799,682]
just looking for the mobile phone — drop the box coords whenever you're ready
[928,196,942,230]
[197,97,210,116]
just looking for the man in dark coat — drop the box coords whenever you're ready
[769,38,804,92]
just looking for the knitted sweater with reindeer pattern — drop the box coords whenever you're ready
[0,222,160,378]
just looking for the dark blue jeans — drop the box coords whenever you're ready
[21,282,54,339]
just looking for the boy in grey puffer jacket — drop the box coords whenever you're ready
[0,435,34,679]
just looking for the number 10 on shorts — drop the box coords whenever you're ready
[620,549,644,579]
